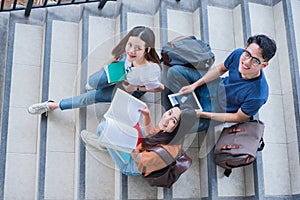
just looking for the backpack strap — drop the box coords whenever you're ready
[170,35,192,47]
[257,138,265,151]
[147,146,175,165]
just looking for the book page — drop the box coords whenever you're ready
[104,88,146,126]
[99,117,138,153]
[168,92,202,111]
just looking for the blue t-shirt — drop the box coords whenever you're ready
[217,48,269,116]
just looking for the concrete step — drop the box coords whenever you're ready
[124,9,162,199]
[251,1,288,196]
[3,22,44,199]
[85,15,120,200]
[44,19,80,199]
[207,3,253,198]
[162,5,204,199]
[249,1,297,197]
[1,0,300,199]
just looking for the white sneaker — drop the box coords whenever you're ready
[85,82,94,91]
[28,100,55,115]
[80,130,107,151]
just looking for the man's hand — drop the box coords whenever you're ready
[179,63,228,95]
[179,83,197,94]
[196,108,250,123]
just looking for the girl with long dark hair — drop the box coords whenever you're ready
[28,26,164,115]
[81,105,196,176]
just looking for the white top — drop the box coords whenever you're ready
[125,60,162,90]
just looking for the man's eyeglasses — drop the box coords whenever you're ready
[242,49,264,67]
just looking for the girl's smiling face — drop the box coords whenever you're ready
[125,36,147,64]
[158,107,181,133]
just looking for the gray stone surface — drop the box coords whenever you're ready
[0,0,300,199]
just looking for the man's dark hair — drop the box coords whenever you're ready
[247,34,277,62]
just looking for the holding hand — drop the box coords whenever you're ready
[139,107,153,135]
[122,80,138,93]
[195,109,203,118]
[139,107,150,117]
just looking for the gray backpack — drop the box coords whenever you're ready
[214,120,265,177]
[161,35,215,70]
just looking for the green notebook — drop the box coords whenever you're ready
[105,62,126,84]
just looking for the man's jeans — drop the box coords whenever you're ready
[166,65,224,132]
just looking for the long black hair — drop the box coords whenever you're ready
[141,104,197,148]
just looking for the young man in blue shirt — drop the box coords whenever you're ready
[166,34,277,131]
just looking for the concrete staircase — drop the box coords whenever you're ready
[0,0,300,199]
